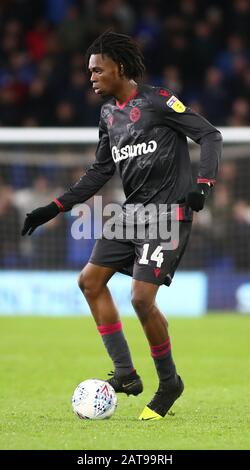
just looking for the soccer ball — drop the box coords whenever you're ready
[72,379,117,420]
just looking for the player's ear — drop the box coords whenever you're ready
[119,63,124,76]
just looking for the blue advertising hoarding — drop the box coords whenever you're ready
[0,271,207,317]
[207,270,250,312]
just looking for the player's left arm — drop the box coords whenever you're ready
[151,88,223,211]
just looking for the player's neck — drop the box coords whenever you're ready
[115,80,138,106]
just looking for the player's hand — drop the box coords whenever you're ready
[186,183,211,212]
[21,202,60,236]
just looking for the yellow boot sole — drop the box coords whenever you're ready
[138,406,163,421]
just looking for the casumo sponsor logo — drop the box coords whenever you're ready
[111,140,157,163]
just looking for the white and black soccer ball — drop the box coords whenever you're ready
[72,379,118,420]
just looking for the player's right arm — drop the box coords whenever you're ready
[54,120,115,212]
[21,120,115,236]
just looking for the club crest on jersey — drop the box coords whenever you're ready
[111,140,157,163]
[166,96,186,113]
[130,107,141,122]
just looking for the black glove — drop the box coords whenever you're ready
[21,201,60,236]
[186,183,211,212]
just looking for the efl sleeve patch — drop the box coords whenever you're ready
[166,96,186,113]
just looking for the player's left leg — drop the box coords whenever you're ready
[131,220,192,419]
[131,280,184,420]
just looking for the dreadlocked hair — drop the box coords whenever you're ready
[86,31,145,80]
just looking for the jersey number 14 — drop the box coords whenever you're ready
[139,244,164,268]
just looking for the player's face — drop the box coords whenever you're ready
[89,54,122,97]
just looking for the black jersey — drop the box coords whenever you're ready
[56,85,222,212]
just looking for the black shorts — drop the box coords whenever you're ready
[89,221,192,286]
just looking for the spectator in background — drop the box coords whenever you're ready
[215,34,249,79]
[185,98,204,115]
[181,163,237,271]
[54,100,78,126]
[218,160,250,206]
[229,200,250,269]
[0,19,24,64]
[229,0,250,40]
[64,168,97,268]
[191,21,216,79]
[13,175,61,221]
[65,68,88,125]
[22,76,50,126]
[25,19,49,62]
[239,66,250,101]
[178,0,197,20]
[0,83,22,125]
[205,4,223,45]
[0,185,20,267]
[6,51,35,87]
[1,0,44,29]
[80,88,102,126]
[219,161,237,194]
[227,97,250,126]
[57,5,86,54]
[228,56,249,100]
[134,2,161,55]
[46,0,78,25]
[161,65,183,95]
[32,215,67,268]
[209,183,234,268]
[180,209,213,270]
[201,67,228,125]
[163,34,190,79]
[12,175,65,267]
[112,0,135,34]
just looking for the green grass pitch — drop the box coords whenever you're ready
[0,314,249,450]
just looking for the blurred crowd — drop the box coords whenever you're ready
[182,159,250,271]
[0,0,250,272]
[1,158,250,271]
[0,0,250,127]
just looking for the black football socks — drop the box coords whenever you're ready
[97,321,135,377]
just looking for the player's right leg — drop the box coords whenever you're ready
[130,279,184,420]
[78,244,143,396]
[131,220,192,419]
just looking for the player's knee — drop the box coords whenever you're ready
[78,271,99,299]
[78,271,86,293]
[131,292,153,316]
